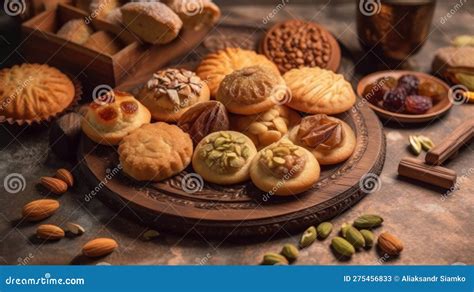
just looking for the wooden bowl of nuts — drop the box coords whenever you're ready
[357,70,453,124]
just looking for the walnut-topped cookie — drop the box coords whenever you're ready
[250,139,320,196]
[118,122,193,181]
[81,91,151,145]
[230,105,301,149]
[288,114,356,165]
[216,66,287,115]
[283,67,356,114]
[196,48,280,97]
[192,131,257,185]
[139,68,210,122]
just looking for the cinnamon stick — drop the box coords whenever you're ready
[425,121,474,166]
[398,157,457,189]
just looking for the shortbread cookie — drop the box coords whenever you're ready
[216,66,287,115]
[139,68,210,122]
[196,48,279,97]
[166,0,220,30]
[250,139,320,196]
[288,114,356,165]
[121,2,183,44]
[0,64,75,121]
[230,105,301,149]
[57,19,93,44]
[192,131,257,185]
[81,91,151,145]
[119,122,193,181]
[283,67,356,114]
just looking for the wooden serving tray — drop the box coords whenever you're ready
[78,24,386,239]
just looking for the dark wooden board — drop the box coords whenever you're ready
[78,24,386,239]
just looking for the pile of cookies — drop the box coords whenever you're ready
[73,0,220,44]
[80,45,357,197]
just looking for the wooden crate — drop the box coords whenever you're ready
[20,3,212,92]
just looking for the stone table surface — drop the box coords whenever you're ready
[0,1,473,265]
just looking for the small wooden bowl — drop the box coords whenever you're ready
[356,70,452,123]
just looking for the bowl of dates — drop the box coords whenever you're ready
[357,70,452,123]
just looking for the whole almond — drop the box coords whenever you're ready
[36,224,65,240]
[22,199,60,221]
[55,169,74,187]
[40,177,68,194]
[82,238,118,258]
[377,232,403,256]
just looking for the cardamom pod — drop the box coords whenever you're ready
[409,135,422,155]
[417,135,435,151]
[281,244,299,261]
[262,252,289,265]
[316,222,332,239]
[299,226,317,248]
[331,236,355,257]
[353,214,384,229]
[360,229,374,247]
[345,226,365,249]
[340,222,351,237]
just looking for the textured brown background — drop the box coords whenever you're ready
[0,0,473,265]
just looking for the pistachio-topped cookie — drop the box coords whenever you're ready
[192,131,257,185]
[288,114,356,165]
[250,140,320,196]
[139,68,210,122]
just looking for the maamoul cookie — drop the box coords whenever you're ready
[283,67,356,114]
[166,0,220,30]
[230,105,301,149]
[192,131,257,185]
[118,122,193,181]
[0,63,75,121]
[250,139,320,196]
[216,66,287,115]
[288,114,356,165]
[81,91,151,145]
[139,68,210,122]
[57,19,93,44]
[121,2,183,44]
[196,48,279,97]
